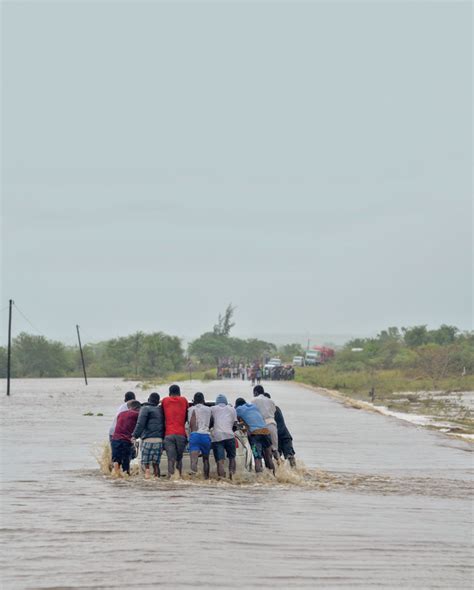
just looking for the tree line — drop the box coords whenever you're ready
[330,325,474,388]
[0,332,185,379]
[0,305,472,382]
[0,305,303,379]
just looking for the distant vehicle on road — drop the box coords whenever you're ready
[292,356,305,367]
[263,357,283,379]
[304,350,321,366]
[264,357,282,370]
[305,346,335,366]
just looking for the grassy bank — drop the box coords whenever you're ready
[295,366,474,396]
[295,366,474,436]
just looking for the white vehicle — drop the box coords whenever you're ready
[292,356,304,367]
[304,350,321,366]
[264,357,282,370]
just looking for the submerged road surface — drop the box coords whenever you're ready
[1,378,472,589]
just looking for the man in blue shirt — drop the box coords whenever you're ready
[235,398,275,474]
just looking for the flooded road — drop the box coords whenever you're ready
[1,378,472,589]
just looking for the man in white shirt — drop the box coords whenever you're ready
[252,385,279,460]
[188,392,212,478]
[211,394,238,478]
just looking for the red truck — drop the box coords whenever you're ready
[304,346,335,365]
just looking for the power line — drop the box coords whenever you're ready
[12,302,44,336]
[2,301,90,346]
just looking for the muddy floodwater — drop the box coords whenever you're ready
[1,379,472,589]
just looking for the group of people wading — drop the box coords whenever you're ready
[109,384,296,479]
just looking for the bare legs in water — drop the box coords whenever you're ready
[216,457,236,479]
[190,451,210,479]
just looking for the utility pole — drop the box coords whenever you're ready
[76,325,88,385]
[7,299,13,396]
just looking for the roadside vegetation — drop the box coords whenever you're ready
[295,368,474,398]
[296,325,474,392]
[295,325,474,436]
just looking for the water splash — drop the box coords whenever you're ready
[94,440,327,486]
[92,441,472,498]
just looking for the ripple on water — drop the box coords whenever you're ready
[1,378,473,590]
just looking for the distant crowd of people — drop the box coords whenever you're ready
[109,384,296,479]
[217,364,260,381]
[217,363,295,383]
[263,365,295,381]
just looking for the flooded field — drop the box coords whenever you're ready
[1,378,473,589]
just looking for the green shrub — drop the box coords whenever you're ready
[202,370,216,381]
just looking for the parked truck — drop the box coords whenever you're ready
[304,346,335,366]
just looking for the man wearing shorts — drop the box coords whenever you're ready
[132,392,165,478]
[235,398,275,475]
[188,392,212,479]
[111,400,141,475]
[211,394,237,479]
[162,384,188,477]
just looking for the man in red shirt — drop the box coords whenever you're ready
[111,400,141,475]
[161,384,188,477]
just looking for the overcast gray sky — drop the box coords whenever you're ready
[1,1,472,346]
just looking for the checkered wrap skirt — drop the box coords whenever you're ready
[140,441,163,465]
